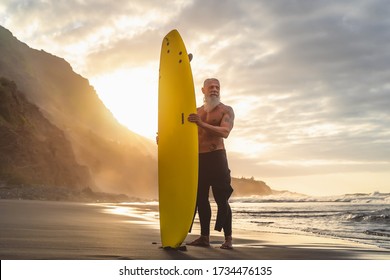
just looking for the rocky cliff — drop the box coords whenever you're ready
[0,25,157,199]
[0,77,93,188]
[231,177,273,197]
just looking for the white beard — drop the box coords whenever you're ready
[203,95,221,112]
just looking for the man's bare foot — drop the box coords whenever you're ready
[187,235,210,247]
[220,236,233,249]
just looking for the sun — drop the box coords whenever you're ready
[90,66,158,139]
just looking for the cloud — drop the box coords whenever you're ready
[1,0,191,73]
[84,29,162,75]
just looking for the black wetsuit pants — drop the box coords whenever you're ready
[197,150,233,237]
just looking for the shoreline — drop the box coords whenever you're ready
[0,199,389,260]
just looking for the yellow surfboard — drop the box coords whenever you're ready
[158,30,198,249]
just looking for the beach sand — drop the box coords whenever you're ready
[0,199,389,260]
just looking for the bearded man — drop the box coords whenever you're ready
[187,78,235,249]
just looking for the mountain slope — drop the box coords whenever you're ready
[231,177,273,197]
[0,77,93,188]
[0,25,157,198]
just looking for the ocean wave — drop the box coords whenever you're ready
[346,208,390,223]
[230,198,390,250]
[365,229,390,238]
[231,192,390,204]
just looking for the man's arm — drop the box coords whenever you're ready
[188,106,235,139]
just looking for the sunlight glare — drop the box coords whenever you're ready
[228,138,269,158]
[91,66,158,139]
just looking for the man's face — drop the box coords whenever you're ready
[202,80,220,98]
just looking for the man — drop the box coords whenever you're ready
[187,78,235,249]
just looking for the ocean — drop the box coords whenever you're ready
[113,192,390,251]
[229,192,390,250]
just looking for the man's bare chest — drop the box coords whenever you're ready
[199,110,224,126]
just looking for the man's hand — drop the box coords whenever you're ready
[188,113,202,126]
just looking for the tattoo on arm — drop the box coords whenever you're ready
[223,108,234,127]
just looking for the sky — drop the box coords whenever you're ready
[1,0,390,196]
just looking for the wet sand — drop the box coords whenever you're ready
[0,199,389,260]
